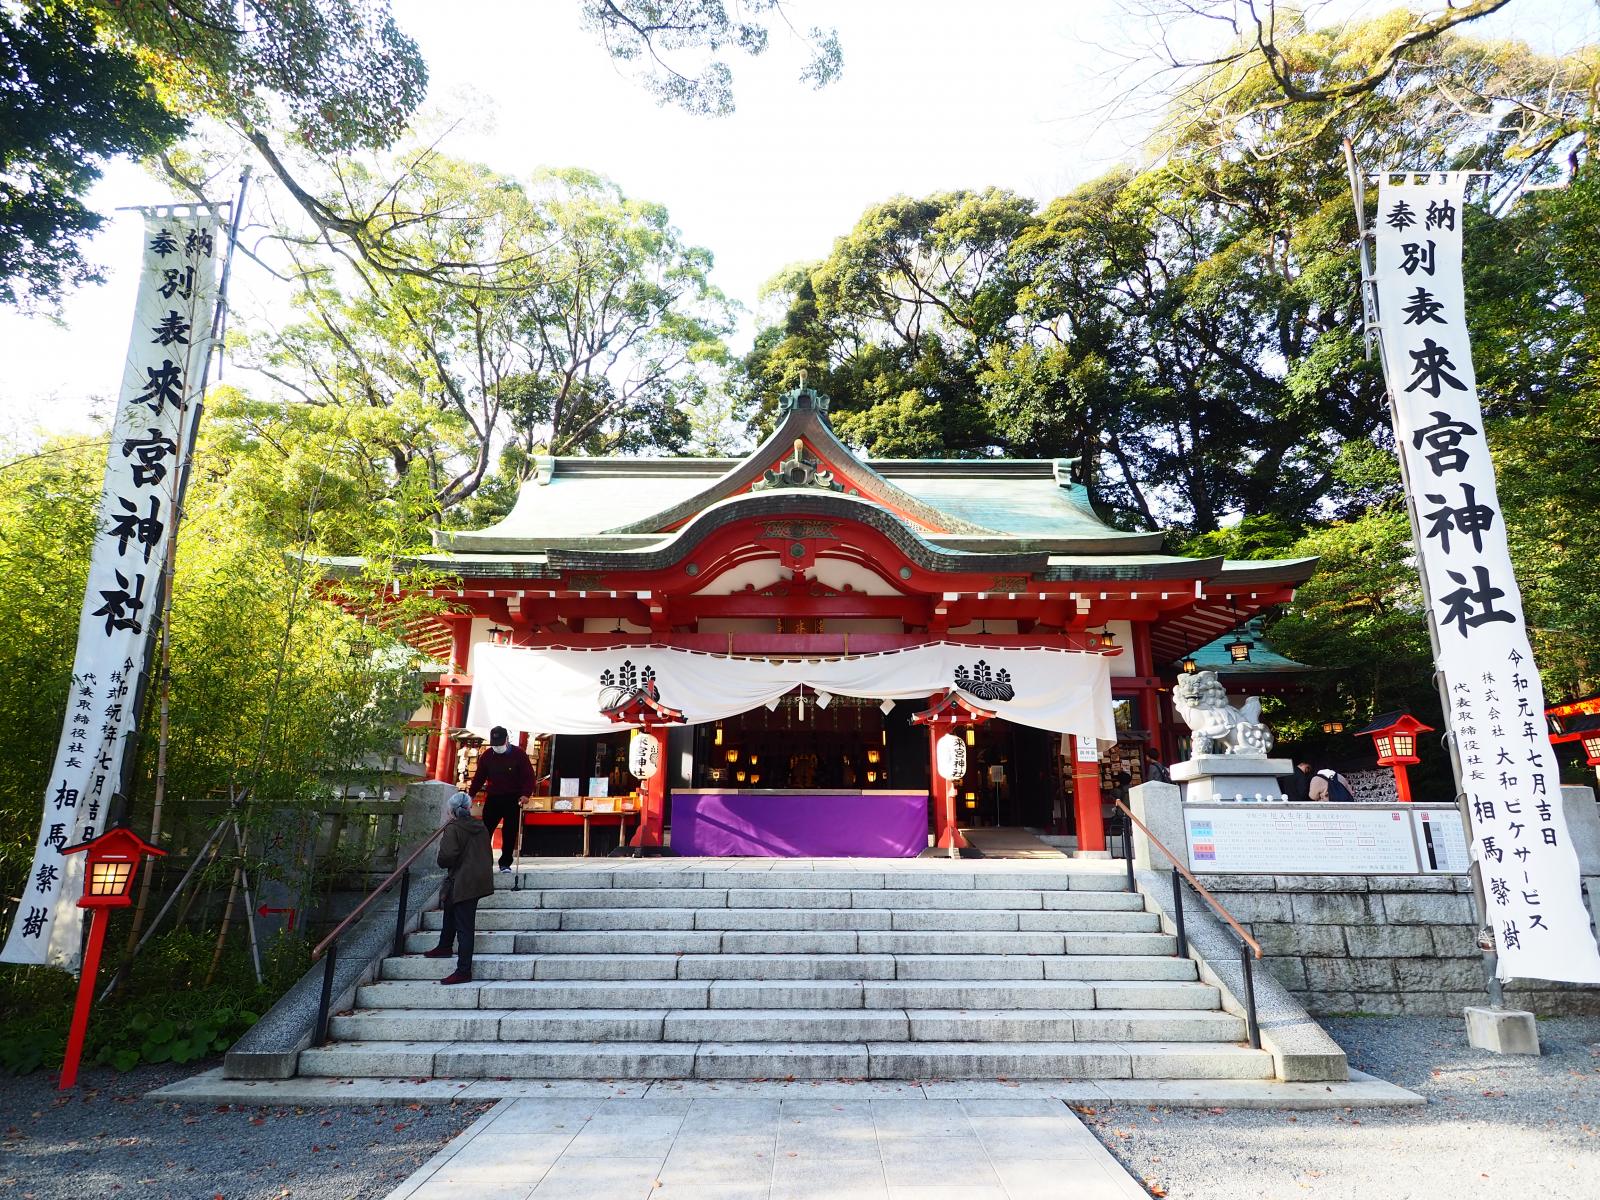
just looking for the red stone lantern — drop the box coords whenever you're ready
[1351,712,1434,803]
[1582,730,1600,768]
[58,827,166,1089]
[1548,713,1600,779]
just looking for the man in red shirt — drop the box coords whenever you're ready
[468,726,535,871]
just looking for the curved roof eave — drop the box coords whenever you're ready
[548,490,1050,575]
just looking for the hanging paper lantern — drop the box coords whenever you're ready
[628,731,660,780]
[936,733,967,781]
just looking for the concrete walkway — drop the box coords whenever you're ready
[385,1096,1147,1200]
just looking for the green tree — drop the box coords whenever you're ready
[245,157,733,516]
[580,0,841,116]
[744,189,1035,456]
[0,1,186,309]
[4,1,844,306]
[0,416,436,901]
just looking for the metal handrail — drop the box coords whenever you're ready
[311,822,449,1045]
[1115,799,1263,1050]
[1115,801,1261,956]
[313,824,447,959]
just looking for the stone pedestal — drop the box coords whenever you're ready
[1128,781,1184,872]
[1170,755,1293,802]
[1464,1006,1541,1055]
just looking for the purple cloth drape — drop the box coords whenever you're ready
[670,791,928,858]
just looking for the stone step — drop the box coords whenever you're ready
[490,868,1128,894]
[356,976,1222,1013]
[296,1039,1272,1080]
[435,905,1158,932]
[401,928,1177,957]
[490,886,1128,911]
[381,951,1197,983]
[478,885,1144,912]
[353,976,1225,1013]
[326,1006,1244,1045]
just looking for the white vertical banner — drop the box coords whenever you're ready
[1372,174,1600,983]
[2,214,222,970]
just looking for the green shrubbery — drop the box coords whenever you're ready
[0,927,309,1076]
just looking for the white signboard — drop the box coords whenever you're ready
[2,214,221,970]
[1413,808,1470,874]
[1185,805,1427,874]
[1373,175,1600,982]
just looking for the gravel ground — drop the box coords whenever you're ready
[0,1060,489,1200]
[1083,1015,1600,1200]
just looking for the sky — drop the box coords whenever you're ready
[3,0,1597,442]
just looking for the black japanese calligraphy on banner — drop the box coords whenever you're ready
[1373,175,1600,984]
[2,214,221,970]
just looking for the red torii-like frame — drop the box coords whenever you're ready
[601,688,686,850]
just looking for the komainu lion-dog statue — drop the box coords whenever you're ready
[1172,670,1274,758]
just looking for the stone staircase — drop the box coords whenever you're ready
[298,860,1274,1081]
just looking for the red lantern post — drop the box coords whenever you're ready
[602,687,686,849]
[912,690,995,854]
[57,828,166,1089]
[1548,713,1600,782]
[1350,712,1434,803]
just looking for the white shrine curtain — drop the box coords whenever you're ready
[464,642,1115,740]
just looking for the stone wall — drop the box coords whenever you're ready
[1194,871,1600,1017]
[1127,779,1600,1018]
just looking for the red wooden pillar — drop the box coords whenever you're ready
[629,728,669,848]
[431,617,474,784]
[1132,623,1163,759]
[1070,734,1107,852]
[429,698,453,782]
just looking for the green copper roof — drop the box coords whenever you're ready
[435,455,1164,554]
[1180,618,1312,675]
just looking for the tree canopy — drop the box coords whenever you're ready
[1,0,843,311]
[245,155,734,524]
[0,2,187,308]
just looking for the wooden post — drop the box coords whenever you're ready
[1132,623,1164,763]
[431,618,474,784]
[59,909,107,1090]
[1070,734,1107,852]
[429,699,454,782]
[1394,764,1413,803]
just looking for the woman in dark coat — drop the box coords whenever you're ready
[425,791,495,984]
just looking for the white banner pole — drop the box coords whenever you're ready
[1354,150,1600,987]
[2,207,226,970]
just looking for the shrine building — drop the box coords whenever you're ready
[333,388,1315,856]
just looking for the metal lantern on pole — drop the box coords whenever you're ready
[1351,712,1434,803]
[1225,600,1253,662]
[58,828,166,1089]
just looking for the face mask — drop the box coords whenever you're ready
[491,743,509,753]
